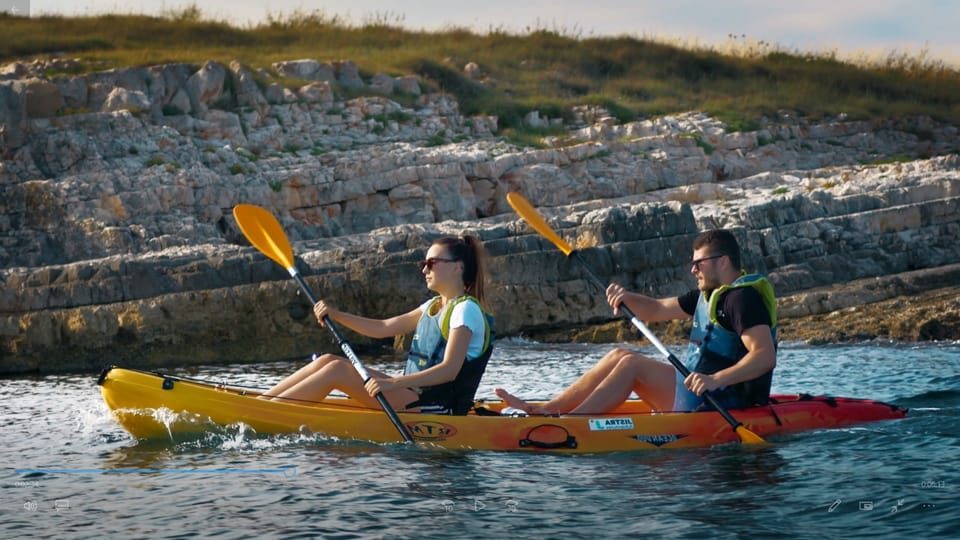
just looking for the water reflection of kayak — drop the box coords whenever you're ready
[98,366,907,452]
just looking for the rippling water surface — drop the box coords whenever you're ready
[3,340,958,539]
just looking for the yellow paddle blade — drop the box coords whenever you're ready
[506,192,574,256]
[736,425,767,445]
[232,204,296,271]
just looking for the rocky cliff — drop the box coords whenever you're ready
[2,57,959,374]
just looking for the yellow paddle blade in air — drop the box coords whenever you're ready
[506,192,575,256]
[233,204,296,271]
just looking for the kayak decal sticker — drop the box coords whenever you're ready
[406,421,458,441]
[587,417,635,431]
[630,434,688,447]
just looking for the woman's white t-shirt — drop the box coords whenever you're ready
[418,298,487,360]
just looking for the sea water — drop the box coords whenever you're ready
[2,340,958,539]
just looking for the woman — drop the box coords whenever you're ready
[262,235,494,415]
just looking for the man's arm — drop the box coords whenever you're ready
[684,324,777,396]
[606,283,690,322]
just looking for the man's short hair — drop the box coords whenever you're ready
[693,229,742,270]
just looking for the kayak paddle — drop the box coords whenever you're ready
[232,203,415,443]
[506,192,766,445]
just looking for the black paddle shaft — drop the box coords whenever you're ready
[291,273,415,443]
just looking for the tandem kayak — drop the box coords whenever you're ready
[98,366,907,452]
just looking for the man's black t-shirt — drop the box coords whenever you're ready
[677,287,770,334]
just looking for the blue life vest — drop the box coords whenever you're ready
[674,273,777,411]
[404,295,494,415]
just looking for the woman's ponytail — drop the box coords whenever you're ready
[435,234,489,310]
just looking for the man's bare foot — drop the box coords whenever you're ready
[494,388,554,415]
[494,388,531,412]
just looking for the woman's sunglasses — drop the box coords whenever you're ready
[417,257,458,271]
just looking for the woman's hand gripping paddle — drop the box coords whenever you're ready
[506,192,766,445]
[233,204,415,443]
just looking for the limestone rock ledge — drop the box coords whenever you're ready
[1,58,959,374]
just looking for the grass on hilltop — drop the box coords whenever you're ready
[2,8,959,131]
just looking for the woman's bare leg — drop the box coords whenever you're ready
[266,355,418,410]
[261,354,341,399]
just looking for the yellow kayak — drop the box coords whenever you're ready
[98,366,907,452]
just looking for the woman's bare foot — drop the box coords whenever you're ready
[494,388,553,415]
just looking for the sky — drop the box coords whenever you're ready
[18,0,960,65]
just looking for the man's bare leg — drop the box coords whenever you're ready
[494,348,641,414]
[568,354,676,414]
[493,388,551,414]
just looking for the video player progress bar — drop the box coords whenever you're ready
[16,465,297,478]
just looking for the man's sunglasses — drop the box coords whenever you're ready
[690,254,725,270]
[418,257,458,271]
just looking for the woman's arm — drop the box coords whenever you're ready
[393,325,470,388]
[314,301,422,339]
[367,326,472,396]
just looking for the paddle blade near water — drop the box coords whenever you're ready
[735,425,767,445]
[233,204,296,272]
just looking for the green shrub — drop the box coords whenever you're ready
[3,11,958,131]
[681,133,714,154]
[425,133,447,147]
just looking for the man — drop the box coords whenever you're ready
[495,229,777,415]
